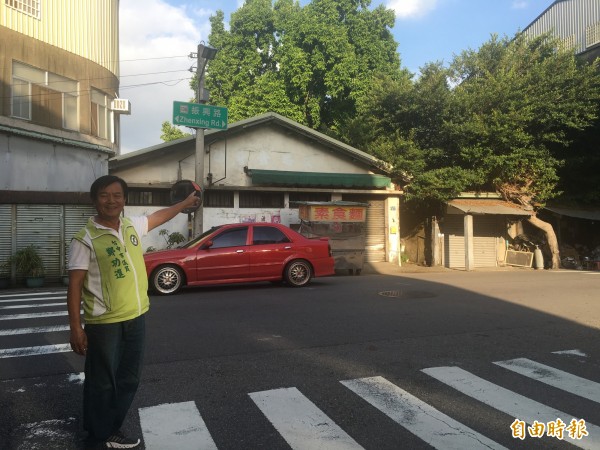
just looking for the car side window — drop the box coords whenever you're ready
[252,226,291,245]
[210,227,248,248]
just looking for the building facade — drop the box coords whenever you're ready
[0,0,122,281]
[522,0,600,62]
[110,113,403,265]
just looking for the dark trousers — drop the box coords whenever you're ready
[83,314,146,442]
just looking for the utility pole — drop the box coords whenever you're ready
[192,43,217,238]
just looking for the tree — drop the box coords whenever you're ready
[160,121,191,142]
[446,34,600,268]
[349,33,600,269]
[199,0,401,134]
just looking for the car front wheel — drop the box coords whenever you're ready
[151,265,184,295]
[284,260,312,287]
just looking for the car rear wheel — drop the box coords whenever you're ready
[151,265,184,295]
[284,259,312,287]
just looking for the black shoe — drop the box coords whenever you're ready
[104,431,141,449]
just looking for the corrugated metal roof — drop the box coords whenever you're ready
[446,199,531,216]
[544,206,600,220]
[110,112,391,174]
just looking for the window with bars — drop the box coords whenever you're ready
[239,191,284,208]
[204,190,234,208]
[5,0,40,19]
[127,189,171,206]
[288,192,331,208]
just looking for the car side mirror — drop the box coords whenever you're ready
[200,240,213,250]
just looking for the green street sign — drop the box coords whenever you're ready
[172,101,228,129]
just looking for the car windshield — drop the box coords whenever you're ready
[178,226,222,249]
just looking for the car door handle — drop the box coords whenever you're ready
[236,249,245,253]
[284,246,292,249]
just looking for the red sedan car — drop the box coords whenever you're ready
[144,223,335,295]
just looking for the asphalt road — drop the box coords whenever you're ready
[1,268,599,449]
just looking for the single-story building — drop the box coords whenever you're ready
[109,112,404,264]
[424,194,532,270]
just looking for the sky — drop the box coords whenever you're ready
[118,0,552,153]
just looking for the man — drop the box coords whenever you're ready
[67,175,200,449]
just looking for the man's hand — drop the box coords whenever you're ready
[148,189,201,231]
[182,190,201,210]
[70,326,88,355]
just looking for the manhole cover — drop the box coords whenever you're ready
[378,290,436,299]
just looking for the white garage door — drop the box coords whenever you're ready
[442,215,501,268]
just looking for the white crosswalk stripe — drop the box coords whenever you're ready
[249,387,364,450]
[422,365,600,450]
[0,302,65,309]
[341,376,507,450]
[494,357,600,403]
[139,401,218,450]
[0,290,75,358]
[0,343,72,358]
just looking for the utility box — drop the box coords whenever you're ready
[297,201,368,275]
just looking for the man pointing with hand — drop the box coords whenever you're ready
[67,175,200,449]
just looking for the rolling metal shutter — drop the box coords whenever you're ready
[342,196,386,262]
[64,205,96,268]
[364,200,386,262]
[443,215,465,268]
[0,205,13,269]
[442,215,500,268]
[3,204,95,281]
[473,216,501,268]
[16,205,62,279]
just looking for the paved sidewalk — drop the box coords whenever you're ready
[361,261,533,276]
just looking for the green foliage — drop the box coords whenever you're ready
[347,32,600,210]
[199,0,401,133]
[9,245,44,277]
[158,229,186,249]
[160,121,191,142]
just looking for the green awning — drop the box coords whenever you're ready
[248,169,391,188]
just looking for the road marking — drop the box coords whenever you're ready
[0,296,66,304]
[249,387,364,450]
[553,349,588,357]
[0,311,76,320]
[0,291,65,298]
[494,358,600,403]
[423,366,600,450]
[0,325,70,336]
[0,302,65,310]
[139,401,218,450]
[0,344,72,358]
[341,376,507,450]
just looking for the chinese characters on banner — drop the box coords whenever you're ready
[299,205,366,222]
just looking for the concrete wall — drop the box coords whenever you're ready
[115,126,379,189]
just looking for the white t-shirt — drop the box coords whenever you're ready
[68,216,148,271]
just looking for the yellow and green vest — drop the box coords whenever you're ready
[74,217,149,324]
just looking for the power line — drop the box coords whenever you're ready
[119,55,191,63]
[0,77,193,101]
